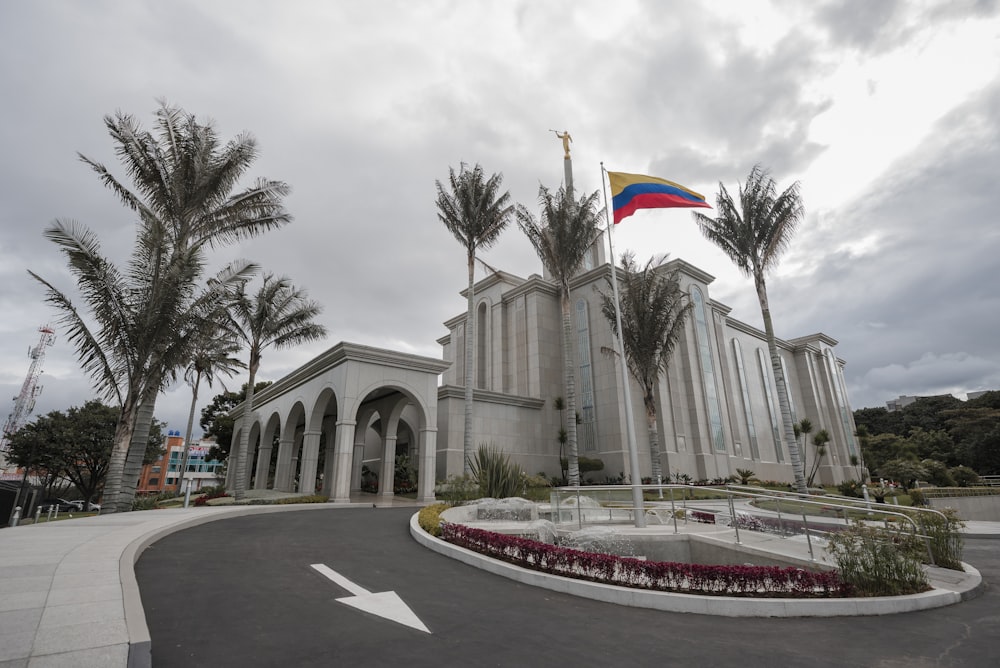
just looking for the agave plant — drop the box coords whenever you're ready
[468,443,523,499]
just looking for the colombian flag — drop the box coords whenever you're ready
[608,172,710,224]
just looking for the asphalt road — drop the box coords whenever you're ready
[135,507,1000,668]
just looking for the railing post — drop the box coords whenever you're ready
[802,510,815,561]
[669,487,678,534]
[729,493,741,545]
[576,487,582,530]
[775,498,784,536]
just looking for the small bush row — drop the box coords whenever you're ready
[193,489,231,506]
[276,494,328,505]
[418,503,449,537]
[439,523,847,598]
[827,523,930,596]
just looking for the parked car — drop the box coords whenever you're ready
[37,498,77,513]
[66,500,101,512]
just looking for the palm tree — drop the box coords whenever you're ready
[516,185,604,485]
[806,429,831,487]
[435,164,514,473]
[693,164,807,493]
[176,326,246,495]
[795,418,813,476]
[228,274,327,500]
[599,253,692,484]
[32,220,256,511]
[31,103,291,512]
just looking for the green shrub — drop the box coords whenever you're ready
[131,492,174,511]
[735,468,756,485]
[437,474,480,506]
[826,522,929,596]
[276,495,329,505]
[559,456,605,476]
[469,443,522,499]
[418,503,449,537]
[911,508,964,570]
[836,479,864,498]
[949,466,980,487]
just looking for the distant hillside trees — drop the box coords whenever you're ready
[853,391,1000,479]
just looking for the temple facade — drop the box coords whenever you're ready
[434,251,860,487]
[230,251,859,501]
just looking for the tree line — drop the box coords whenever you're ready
[5,401,164,508]
[853,391,1000,485]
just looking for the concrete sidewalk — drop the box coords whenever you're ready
[0,495,418,668]
[1,498,995,667]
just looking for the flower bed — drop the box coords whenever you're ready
[441,523,848,598]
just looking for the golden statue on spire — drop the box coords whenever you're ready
[551,129,572,159]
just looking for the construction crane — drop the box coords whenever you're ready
[1,325,56,453]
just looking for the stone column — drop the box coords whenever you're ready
[351,439,365,493]
[273,437,295,492]
[244,435,258,490]
[379,436,397,500]
[253,440,273,490]
[330,420,356,503]
[298,430,322,495]
[321,424,336,498]
[417,427,438,503]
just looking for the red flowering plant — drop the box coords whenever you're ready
[441,523,848,598]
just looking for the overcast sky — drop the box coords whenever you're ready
[2,0,998,440]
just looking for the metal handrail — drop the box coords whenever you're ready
[723,484,952,524]
[549,483,938,564]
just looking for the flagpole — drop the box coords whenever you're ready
[600,162,646,529]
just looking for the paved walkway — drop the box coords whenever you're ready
[0,493,419,668]
[0,495,995,667]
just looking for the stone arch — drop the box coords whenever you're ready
[252,412,282,490]
[232,342,448,503]
[306,387,339,495]
[344,380,433,501]
[274,402,307,492]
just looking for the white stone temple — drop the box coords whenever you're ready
[231,154,859,502]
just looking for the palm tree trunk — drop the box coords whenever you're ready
[99,395,141,514]
[233,368,258,500]
[561,289,580,485]
[644,394,662,483]
[463,251,475,474]
[177,372,202,496]
[118,398,156,512]
[756,277,808,494]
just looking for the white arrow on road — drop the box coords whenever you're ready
[310,563,431,633]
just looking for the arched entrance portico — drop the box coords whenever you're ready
[230,343,449,503]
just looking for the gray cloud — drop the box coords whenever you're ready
[1,0,997,438]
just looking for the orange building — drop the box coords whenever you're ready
[137,431,225,495]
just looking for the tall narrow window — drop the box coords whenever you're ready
[826,348,858,456]
[477,302,488,389]
[779,356,797,422]
[455,323,465,385]
[691,287,726,453]
[575,298,597,452]
[732,339,760,460]
[757,347,783,462]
